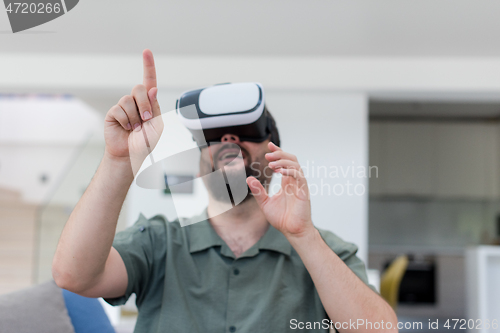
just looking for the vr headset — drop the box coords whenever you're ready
[176,82,276,147]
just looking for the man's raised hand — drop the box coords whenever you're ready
[103,49,164,175]
[142,49,161,120]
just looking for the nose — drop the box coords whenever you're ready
[221,134,241,144]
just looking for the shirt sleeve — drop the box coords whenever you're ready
[103,213,167,306]
[317,228,378,293]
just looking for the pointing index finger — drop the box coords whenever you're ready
[143,49,157,91]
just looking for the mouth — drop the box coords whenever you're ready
[217,147,243,163]
[219,148,243,162]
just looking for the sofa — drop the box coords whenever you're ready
[0,280,116,333]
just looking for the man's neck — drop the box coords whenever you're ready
[207,196,269,258]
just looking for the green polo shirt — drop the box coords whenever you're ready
[104,211,376,333]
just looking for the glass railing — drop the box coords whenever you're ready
[34,132,107,284]
[0,94,111,296]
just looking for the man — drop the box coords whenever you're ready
[52,50,397,333]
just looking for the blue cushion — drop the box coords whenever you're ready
[62,289,116,333]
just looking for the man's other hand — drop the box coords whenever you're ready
[246,142,315,239]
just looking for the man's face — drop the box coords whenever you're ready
[199,134,273,202]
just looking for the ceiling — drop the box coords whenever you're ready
[2,0,500,57]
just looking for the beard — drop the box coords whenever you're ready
[200,144,270,204]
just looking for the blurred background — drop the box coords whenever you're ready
[1,1,500,332]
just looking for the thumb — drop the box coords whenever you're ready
[246,176,269,209]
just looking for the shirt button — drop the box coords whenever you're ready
[229,326,236,332]
[233,268,240,275]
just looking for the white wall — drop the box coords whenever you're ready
[268,91,369,261]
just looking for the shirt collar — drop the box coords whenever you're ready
[185,209,292,257]
[186,210,224,254]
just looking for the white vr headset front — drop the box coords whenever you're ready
[176,82,273,146]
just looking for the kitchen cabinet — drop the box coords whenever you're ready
[383,122,434,196]
[435,123,499,199]
[368,122,385,196]
[369,121,500,199]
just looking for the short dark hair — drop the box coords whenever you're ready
[266,107,280,147]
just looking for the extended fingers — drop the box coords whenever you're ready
[109,105,131,130]
[268,159,301,171]
[265,147,308,186]
[246,176,269,208]
[118,95,142,131]
[265,150,298,163]
[132,84,153,121]
[278,168,303,178]
[266,147,304,178]
[143,49,157,91]
[268,142,281,152]
[148,87,161,118]
[271,162,305,181]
